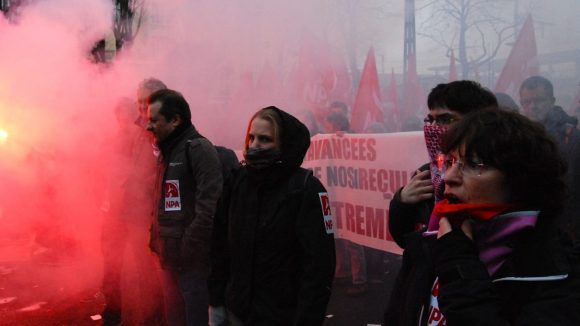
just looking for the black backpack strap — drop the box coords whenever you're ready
[185,140,241,187]
[288,168,312,193]
[184,135,203,173]
[214,146,241,183]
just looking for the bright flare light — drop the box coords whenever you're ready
[0,129,8,144]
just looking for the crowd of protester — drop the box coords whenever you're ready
[100,75,580,326]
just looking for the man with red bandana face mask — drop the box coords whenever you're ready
[384,80,498,326]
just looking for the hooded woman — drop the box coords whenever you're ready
[208,106,336,326]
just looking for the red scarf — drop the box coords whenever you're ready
[427,199,514,232]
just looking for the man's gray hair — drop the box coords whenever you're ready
[138,78,167,93]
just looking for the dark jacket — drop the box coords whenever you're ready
[543,106,580,252]
[106,124,157,225]
[385,213,580,326]
[209,108,336,326]
[384,164,435,325]
[214,145,240,184]
[388,163,433,249]
[384,231,436,326]
[150,124,223,272]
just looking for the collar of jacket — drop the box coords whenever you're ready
[158,123,198,159]
[543,106,578,137]
[490,210,570,282]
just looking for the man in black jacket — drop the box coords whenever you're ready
[520,76,580,257]
[387,81,498,249]
[147,89,223,326]
[384,81,497,326]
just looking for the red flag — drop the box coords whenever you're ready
[351,47,384,132]
[286,31,353,132]
[328,52,354,106]
[382,69,401,132]
[495,15,539,101]
[403,54,426,119]
[449,49,458,82]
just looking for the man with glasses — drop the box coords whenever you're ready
[387,80,497,250]
[519,75,580,261]
[384,80,497,326]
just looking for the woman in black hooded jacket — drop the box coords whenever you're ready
[208,106,336,326]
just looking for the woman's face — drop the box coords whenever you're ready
[443,148,510,205]
[247,117,278,150]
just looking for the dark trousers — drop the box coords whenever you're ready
[158,267,209,326]
[102,217,163,325]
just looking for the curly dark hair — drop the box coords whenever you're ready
[442,107,567,214]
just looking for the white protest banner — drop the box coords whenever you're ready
[302,131,428,254]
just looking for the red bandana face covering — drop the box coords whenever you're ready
[423,124,448,202]
[426,199,514,232]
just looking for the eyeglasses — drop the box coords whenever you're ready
[423,115,459,126]
[443,156,489,176]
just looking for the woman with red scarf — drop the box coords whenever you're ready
[428,107,580,325]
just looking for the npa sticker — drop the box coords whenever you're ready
[427,278,447,326]
[318,192,334,234]
[165,180,181,211]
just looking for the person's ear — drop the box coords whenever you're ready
[171,114,183,127]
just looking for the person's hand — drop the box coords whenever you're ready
[437,217,473,240]
[209,305,228,326]
[400,170,433,204]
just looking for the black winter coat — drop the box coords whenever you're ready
[388,163,433,249]
[150,125,223,272]
[385,213,580,326]
[209,108,336,326]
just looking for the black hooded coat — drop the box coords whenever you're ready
[208,107,336,326]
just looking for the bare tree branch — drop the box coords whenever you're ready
[418,0,515,79]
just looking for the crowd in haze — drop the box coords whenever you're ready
[87,74,580,326]
[2,1,580,325]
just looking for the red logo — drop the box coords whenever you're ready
[165,182,179,198]
[320,194,331,216]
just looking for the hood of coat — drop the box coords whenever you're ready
[268,106,311,171]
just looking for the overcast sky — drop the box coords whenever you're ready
[370,0,580,74]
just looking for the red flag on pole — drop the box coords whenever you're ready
[402,54,426,120]
[449,49,458,82]
[351,47,384,132]
[495,15,539,101]
[286,30,351,132]
[382,69,401,132]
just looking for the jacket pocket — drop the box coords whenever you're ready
[159,226,184,269]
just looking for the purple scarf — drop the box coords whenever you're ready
[473,210,539,276]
